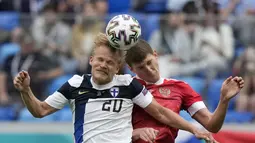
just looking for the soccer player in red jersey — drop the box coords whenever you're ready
[125,39,244,143]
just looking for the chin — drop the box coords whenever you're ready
[94,75,110,84]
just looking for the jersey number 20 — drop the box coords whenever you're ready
[102,100,123,113]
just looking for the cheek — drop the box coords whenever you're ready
[136,70,147,78]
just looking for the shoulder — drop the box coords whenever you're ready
[164,78,188,85]
[68,74,84,87]
[164,78,191,90]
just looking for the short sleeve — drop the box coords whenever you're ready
[45,81,70,109]
[130,78,153,108]
[180,82,206,116]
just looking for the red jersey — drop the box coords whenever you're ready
[132,78,205,143]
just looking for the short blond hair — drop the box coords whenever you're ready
[93,33,125,65]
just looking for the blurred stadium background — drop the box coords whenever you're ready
[0,0,255,143]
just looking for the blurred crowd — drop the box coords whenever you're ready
[0,0,254,121]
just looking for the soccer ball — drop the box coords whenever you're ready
[106,14,142,50]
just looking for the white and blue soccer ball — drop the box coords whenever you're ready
[106,14,142,50]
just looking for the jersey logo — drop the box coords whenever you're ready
[159,87,171,97]
[142,88,148,96]
[78,90,89,95]
[110,87,119,97]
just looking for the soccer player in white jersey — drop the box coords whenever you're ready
[13,33,212,143]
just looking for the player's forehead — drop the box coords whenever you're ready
[94,46,120,61]
[133,54,154,67]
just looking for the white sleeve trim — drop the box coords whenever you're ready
[132,88,153,108]
[45,91,68,109]
[188,101,206,116]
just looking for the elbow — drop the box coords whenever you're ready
[31,107,48,118]
[208,128,220,133]
[206,125,221,133]
[32,112,46,118]
[33,114,43,118]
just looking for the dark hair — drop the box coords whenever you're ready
[182,1,199,24]
[202,0,219,14]
[125,39,153,66]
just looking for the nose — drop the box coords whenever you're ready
[100,61,107,69]
[144,65,153,73]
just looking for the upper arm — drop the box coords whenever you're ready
[44,79,72,110]
[192,108,212,127]
[179,82,205,114]
[131,78,153,108]
[40,101,59,116]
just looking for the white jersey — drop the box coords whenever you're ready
[45,74,153,143]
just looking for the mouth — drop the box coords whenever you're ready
[96,70,108,75]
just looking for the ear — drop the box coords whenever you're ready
[153,50,158,58]
[89,56,93,66]
[115,63,120,74]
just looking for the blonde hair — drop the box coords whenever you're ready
[93,33,125,65]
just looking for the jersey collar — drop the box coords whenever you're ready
[136,76,164,85]
[90,75,115,90]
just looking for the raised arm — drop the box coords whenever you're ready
[192,76,244,133]
[13,71,58,118]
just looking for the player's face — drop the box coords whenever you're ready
[90,45,120,85]
[131,51,160,83]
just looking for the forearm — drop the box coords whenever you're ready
[159,107,196,134]
[207,99,229,132]
[20,87,45,118]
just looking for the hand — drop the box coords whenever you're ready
[206,132,219,143]
[13,71,31,92]
[220,76,244,102]
[132,128,159,143]
[193,129,212,142]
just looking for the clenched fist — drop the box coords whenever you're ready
[13,71,31,92]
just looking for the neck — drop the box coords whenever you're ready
[92,77,111,85]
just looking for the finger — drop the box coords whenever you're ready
[154,130,159,136]
[233,76,242,82]
[237,77,243,81]
[22,70,29,78]
[239,79,244,84]
[224,76,232,84]
[14,83,22,89]
[14,79,22,84]
[17,76,24,81]
[202,135,210,142]
[148,129,157,140]
[140,135,149,142]
[140,134,151,143]
[19,71,26,78]
[14,77,23,83]
[145,129,155,141]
